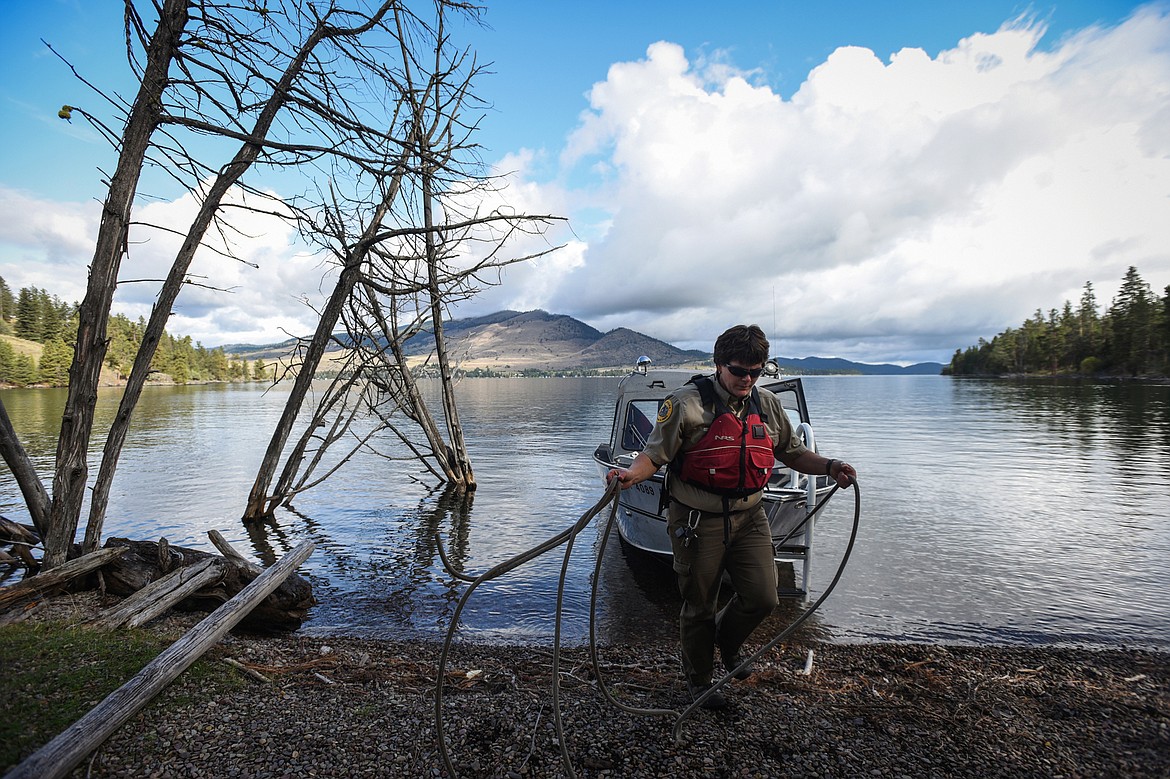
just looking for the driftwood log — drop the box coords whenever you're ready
[6,541,315,779]
[0,515,39,569]
[86,557,225,631]
[0,548,127,614]
[99,537,315,632]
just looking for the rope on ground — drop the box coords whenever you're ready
[432,476,862,775]
[433,479,621,779]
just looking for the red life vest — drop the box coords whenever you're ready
[671,376,775,498]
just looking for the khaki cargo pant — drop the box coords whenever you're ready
[667,499,779,687]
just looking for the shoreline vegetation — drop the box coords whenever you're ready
[945,266,1169,380]
[2,592,1167,778]
[9,265,1170,386]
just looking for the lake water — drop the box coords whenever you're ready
[2,375,1168,650]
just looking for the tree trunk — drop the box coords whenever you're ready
[387,306,461,482]
[84,8,346,552]
[85,557,224,631]
[241,264,365,522]
[0,398,50,536]
[0,547,127,613]
[242,167,406,522]
[42,0,191,570]
[0,516,39,569]
[99,538,315,631]
[420,159,475,490]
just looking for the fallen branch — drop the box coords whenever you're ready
[0,548,126,614]
[0,516,41,569]
[207,530,260,572]
[224,657,272,684]
[86,557,225,631]
[100,537,314,631]
[6,540,315,779]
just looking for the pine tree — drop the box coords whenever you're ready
[38,338,74,386]
[0,339,15,383]
[1075,282,1101,366]
[0,275,14,330]
[170,355,191,383]
[10,353,37,386]
[104,314,140,375]
[1108,266,1156,376]
[38,292,65,343]
[14,288,39,340]
[1056,302,1076,371]
[208,348,230,381]
[1161,285,1170,373]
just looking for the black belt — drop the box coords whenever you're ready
[671,497,754,546]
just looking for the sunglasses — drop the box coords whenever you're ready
[724,364,764,379]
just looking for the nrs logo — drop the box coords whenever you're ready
[714,434,736,441]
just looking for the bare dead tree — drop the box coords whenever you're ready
[2,0,505,565]
[240,158,412,521]
[40,0,191,570]
[2,1,568,563]
[239,2,565,519]
[0,401,50,537]
[82,0,406,553]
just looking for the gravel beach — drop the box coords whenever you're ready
[4,594,1168,779]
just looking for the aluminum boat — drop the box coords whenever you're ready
[592,358,835,595]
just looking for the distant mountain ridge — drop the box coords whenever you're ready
[397,310,711,369]
[772,356,944,375]
[222,309,943,375]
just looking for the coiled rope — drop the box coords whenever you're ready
[434,477,861,777]
[434,479,622,779]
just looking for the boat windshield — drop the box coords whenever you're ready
[772,386,805,428]
[617,380,809,455]
[621,400,659,451]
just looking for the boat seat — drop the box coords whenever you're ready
[768,467,793,488]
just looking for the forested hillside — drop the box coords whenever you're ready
[945,266,1169,377]
[0,277,269,388]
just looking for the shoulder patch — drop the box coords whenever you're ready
[657,396,675,424]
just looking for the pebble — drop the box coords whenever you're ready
[46,635,1170,778]
[10,598,1168,778]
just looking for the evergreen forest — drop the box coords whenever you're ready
[0,276,269,388]
[945,266,1169,378]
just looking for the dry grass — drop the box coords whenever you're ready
[0,334,42,359]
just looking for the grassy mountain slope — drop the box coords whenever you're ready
[220,310,944,374]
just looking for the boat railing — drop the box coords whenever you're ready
[794,421,819,594]
[795,421,818,506]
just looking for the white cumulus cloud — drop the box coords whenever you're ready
[3,6,1169,365]
[473,6,1170,363]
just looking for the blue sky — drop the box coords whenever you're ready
[1,0,1167,363]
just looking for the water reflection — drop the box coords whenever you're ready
[2,377,1168,649]
[950,377,1170,460]
[262,483,479,638]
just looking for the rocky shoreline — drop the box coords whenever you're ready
[4,594,1168,779]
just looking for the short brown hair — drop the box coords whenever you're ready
[713,324,769,366]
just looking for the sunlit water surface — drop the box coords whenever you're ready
[2,376,1167,649]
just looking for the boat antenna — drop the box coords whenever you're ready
[772,284,777,334]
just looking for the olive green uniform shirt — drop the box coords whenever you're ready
[641,374,810,514]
